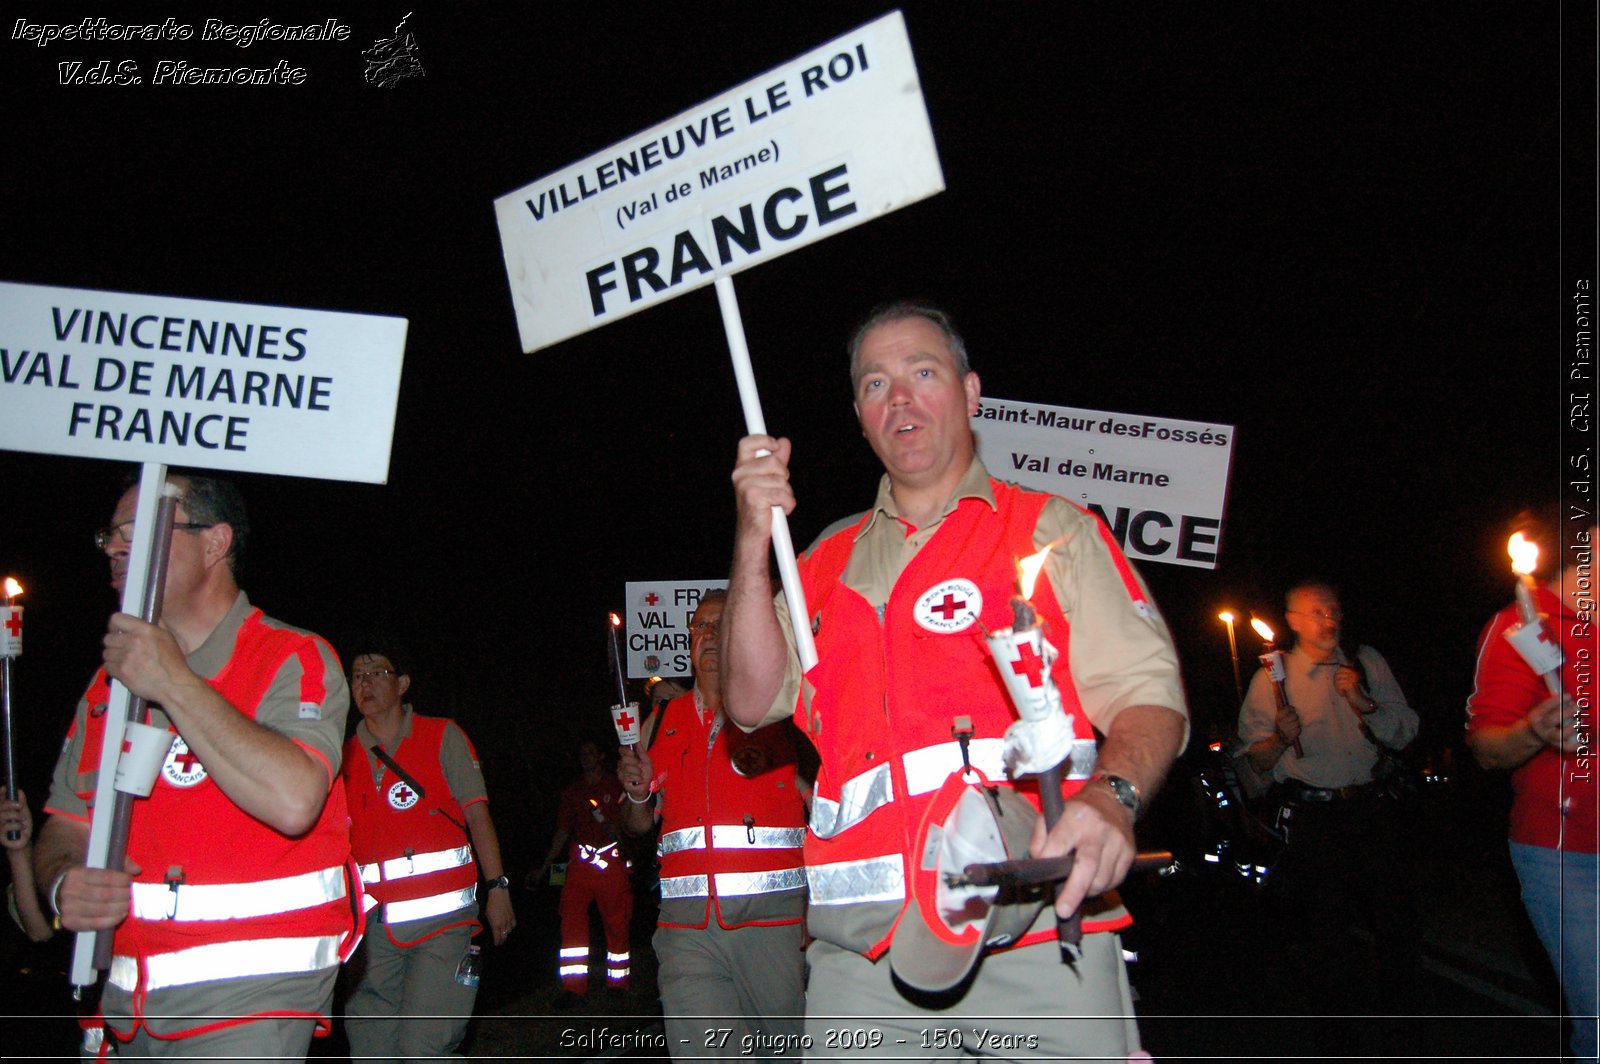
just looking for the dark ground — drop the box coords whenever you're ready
[3,748,1577,1063]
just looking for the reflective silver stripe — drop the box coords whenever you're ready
[659,874,709,899]
[1063,738,1099,780]
[110,934,344,993]
[658,826,706,855]
[901,738,1008,795]
[384,885,477,925]
[362,845,472,884]
[806,854,905,906]
[715,866,807,897]
[810,762,893,838]
[128,865,347,922]
[709,825,806,850]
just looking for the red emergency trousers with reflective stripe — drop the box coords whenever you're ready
[343,715,480,946]
[653,692,806,929]
[797,481,1138,958]
[71,610,358,1038]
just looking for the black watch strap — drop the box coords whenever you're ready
[486,874,510,891]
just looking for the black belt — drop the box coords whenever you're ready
[1283,780,1380,803]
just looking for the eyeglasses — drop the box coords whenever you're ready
[1289,608,1343,622]
[351,668,397,684]
[94,520,215,550]
[688,620,721,636]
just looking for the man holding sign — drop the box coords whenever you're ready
[723,302,1187,1057]
[34,472,357,1059]
[618,589,809,1057]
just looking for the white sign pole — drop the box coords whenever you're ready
[70,461,167,987]
[714,276,817,671]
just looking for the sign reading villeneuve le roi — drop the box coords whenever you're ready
[494,11,943,353]
[0,281,408,482]
[974,397,1236,570]
[624,579,728,678]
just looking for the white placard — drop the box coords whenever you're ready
[495,10,943,353]
[624,579,728,678]
[973,397,1236,569]
[0,281,408,483]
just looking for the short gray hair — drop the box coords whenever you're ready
[847,300,971,386]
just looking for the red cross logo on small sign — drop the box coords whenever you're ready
[644,592,659,606]
[1011,641,1047,688]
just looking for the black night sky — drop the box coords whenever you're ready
[2,3,1593,866]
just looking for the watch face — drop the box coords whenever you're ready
[1098,774,1139,814]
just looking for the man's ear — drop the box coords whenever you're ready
[204,523,235,570]
[398,674,411,697]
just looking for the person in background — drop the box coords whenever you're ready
[3,791,53,942]
[1237,579,1421,1013]
[342,641,515,1061]
[535,739,632,1007]
[1466,509,1598,1061]
[618,589,808,1057]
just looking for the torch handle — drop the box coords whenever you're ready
[2,657,16,842]
[91,492,178,971]
[1036,765,1083,958]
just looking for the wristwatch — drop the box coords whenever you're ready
[1092,772,1141,819]
[485,874,511,891]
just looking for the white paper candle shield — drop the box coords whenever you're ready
[1,607,19,657]
[611,702,642,746]
[1260,649,1286,682]
[113,722,174,798]
[985,626,1077,776]
[1505,621,1565,677]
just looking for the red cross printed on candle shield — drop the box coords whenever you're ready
[3,612,21,638]
[931,593,967,622]
[615,709,635,732]
[1010,641,1047,688]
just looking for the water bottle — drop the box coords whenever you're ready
[454,944,482,988]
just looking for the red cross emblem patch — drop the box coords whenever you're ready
[161,737,208,788]
[387,780,421,810]
[913,579,983,634]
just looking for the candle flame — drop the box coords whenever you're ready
[1250,618,1275,642]
[1017,544,1054,600]
[1508,532,1539,576]
[3,578,21,599]
[588,798,599,808]
[609,612,622,628]
[1217,610,1235,624]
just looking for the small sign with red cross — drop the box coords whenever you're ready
[1,606,21,657]
[611,702,642,746]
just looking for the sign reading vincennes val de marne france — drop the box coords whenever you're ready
[494,10,944,354]
[0,281,409,484]
[974,397,1237,570]
[624,579,728,679]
